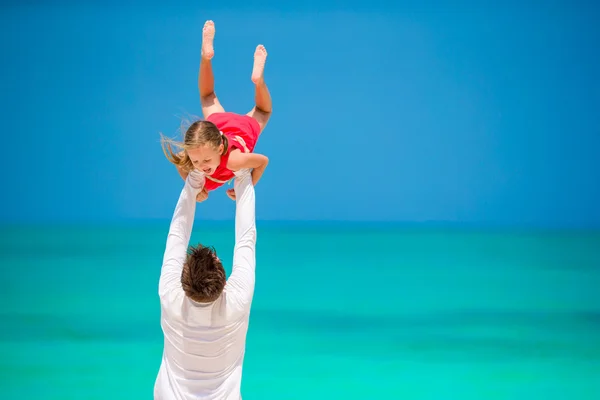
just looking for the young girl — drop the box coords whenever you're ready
[161,20,272,202]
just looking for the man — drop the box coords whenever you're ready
[153,169,257,400]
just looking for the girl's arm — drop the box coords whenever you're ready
[227,150,269,186]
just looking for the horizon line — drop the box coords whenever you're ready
[1,219,599,232]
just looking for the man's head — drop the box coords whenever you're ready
[181,244,226,303]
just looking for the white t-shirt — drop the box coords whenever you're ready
[154,170,257,400]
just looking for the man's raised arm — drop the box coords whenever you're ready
[226,169,257,309]
[159,171,204,298]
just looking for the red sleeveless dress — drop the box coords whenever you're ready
[202,112,262,191]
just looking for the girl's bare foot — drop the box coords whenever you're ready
[201,20,215,60]
[251,44,267,84]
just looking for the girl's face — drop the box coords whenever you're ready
[187,143,223,175]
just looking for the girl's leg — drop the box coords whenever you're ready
[246,45,272,132]
[199,20,225,119]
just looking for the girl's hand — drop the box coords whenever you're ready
[226,188,236,201]
[196,188,209,202]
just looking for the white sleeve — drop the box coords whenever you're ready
[158,172,204,298]
[225,169,257,310]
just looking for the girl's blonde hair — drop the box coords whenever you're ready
[160,118,228,173]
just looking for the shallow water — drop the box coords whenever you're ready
[1,224,599,399]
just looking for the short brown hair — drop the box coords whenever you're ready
[160,120,229,174]
[181,244,226,303]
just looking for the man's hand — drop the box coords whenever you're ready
[226,188,236,201]
[196,188,209,202]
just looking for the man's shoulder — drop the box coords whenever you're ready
[159,286,185,317]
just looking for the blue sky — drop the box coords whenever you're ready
[1,1,598,226]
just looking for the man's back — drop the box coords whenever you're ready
[154,170,257,400]
[154,291,251,400]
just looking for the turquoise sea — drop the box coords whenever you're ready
[1,223,599,399]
